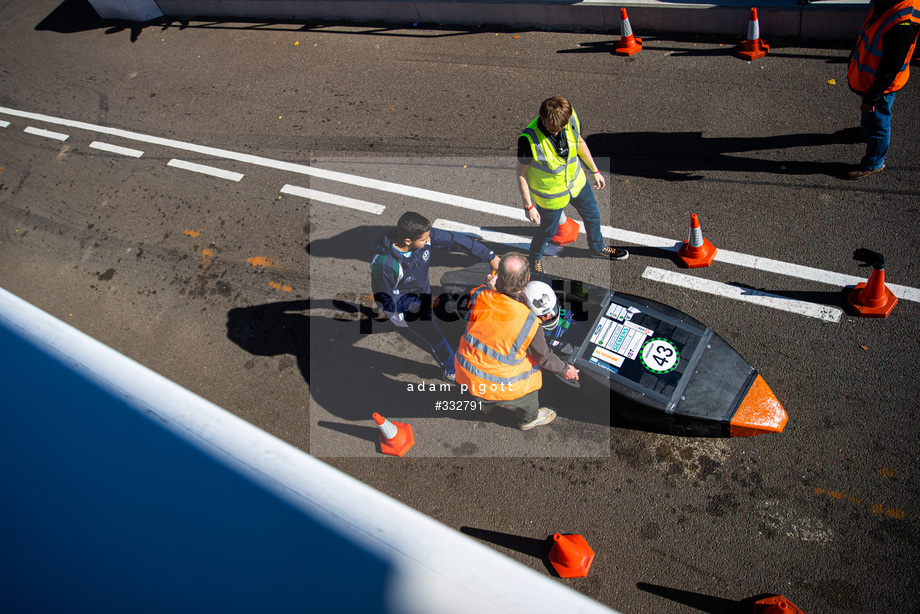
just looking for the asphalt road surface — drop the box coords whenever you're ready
[2,1,919,612]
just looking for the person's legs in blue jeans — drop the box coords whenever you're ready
[860,91,896,171]
[567,185,605,253]
[529,206,564,264]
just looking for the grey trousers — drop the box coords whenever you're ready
[475,390,540,427]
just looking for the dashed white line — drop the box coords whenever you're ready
[24,126,69,141]
[433,219,562,255]
[642,267,844,322]
[90,141,144,158]
[0,120,9,128]
[281,184,386,214]
[0,106,525,218]
[1,105,917,303]
[167,159,243,182]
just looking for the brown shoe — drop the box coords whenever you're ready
[846,165,884,180]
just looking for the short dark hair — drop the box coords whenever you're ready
[539,97,572,132]
[394,212,431,242]
[497,252,530,294]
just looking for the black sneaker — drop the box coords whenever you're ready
[589,246,629,260]
[531,259,544,273]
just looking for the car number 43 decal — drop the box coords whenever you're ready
[640,338,680,374]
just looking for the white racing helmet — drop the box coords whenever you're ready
[522,281,560,330]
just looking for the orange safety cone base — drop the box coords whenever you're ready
[753,594,805,614]
[847,282,898,317]
[738,39,769,60]
[615,36,642,56]
[548,533,595,578]
[379,421,415,457]
[678,238,717,268]
[550,217,580,246]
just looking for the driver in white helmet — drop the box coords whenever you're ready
[522,280,561,331]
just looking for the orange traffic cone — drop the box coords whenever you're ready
[548,532,595,578]
[848,267,898,317]
[678,213,717,268]
[615,8,642,56]
[753,595,806,613]
[373,412,415,457]
[738,8,769,60]
[550,210,579,246]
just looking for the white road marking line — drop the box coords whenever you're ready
[0,120,9,128]
[167,159,243,181]
[445,217,845,320]
[2,106,916,303]
[600,225,683,250]
[281,184,385,214]
[441,218,839,321]
[89,141,144,158]
[713,249,920,302]
[433,219,562,255]
[718,249,862,287]
[0,106,526,218]
[642,267,844,323]
[598,225,919,301]
[24,126,69,141]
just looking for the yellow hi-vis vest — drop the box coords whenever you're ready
[520,110,587,210]
[455,286,543,401]
[848,0,920,95]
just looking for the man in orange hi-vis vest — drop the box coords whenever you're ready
[846,0,920,179]
[455,253,579,430]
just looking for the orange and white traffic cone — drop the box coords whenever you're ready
[848,267,898,317]
[548,532,595,578]
[737,7,769,60]
[753,595,806,613]
[678,213,717,268]
[550,210,580,246]
[615,8,642,56]
[373,412,415,457]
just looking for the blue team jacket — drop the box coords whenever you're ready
[370,228,495,327]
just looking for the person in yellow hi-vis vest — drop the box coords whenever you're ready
[516,96,628,273]
[846,0,920,179]
[455,253,579,430]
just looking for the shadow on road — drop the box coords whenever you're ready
[36,0,522,42]
[460,527,557,575]
[560,34,854,59]
[36,0,150,41]
[637,583,777,613]
[225,297,615,429]
[730,284,854,311]
[585,128,863,181]
[225,299,445,421]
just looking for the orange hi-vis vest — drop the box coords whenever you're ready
[848,0,920,94]
[455,286,543,401]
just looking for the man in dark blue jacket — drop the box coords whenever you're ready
[371,212,500,382]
